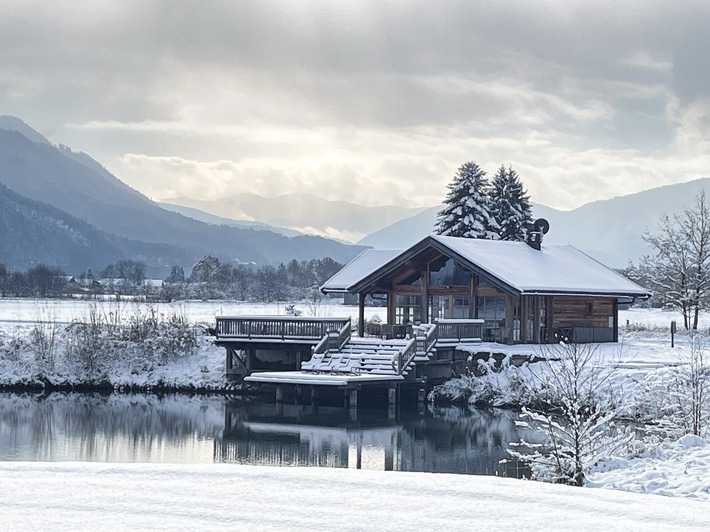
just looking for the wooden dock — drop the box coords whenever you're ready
[215,315,487,406]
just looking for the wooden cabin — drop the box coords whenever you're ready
[321,235,650,344]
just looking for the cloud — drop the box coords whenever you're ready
[0,1,709,211]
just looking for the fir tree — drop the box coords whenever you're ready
[490,165,533,241]
[435,162,499,239]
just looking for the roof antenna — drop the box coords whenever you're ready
[525,218,550,250]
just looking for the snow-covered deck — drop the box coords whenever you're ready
[245,371,404,387]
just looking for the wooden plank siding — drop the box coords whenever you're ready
[551,296,615,329]
[550,296,616,343]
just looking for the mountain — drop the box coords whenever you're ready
[358,206,442,249]
[169,192,425,242]
[0,182,189,273]
[0,118,365,274]
[0,116,51,146]
[157,202,302,237]
[357,178,710,267]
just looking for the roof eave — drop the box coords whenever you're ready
[520,289,652,299]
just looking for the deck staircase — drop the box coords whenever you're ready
[302,322,438,378]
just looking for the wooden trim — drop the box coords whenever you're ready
[546,296,554,343]
[533,296,541,343]
[470,275,477,319]
[358,293,365,337]
[505,295,514,345]
[421,266,429,323]
[426,286,470,295]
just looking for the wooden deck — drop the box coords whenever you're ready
[216,316,351,344]
[216,315,485,404]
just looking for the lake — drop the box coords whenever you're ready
[0,393,528,477]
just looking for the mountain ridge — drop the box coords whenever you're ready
[0,118,365,274]
[170,192,426,242]
[357,178,710,267]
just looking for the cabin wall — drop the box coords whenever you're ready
[551,296,614,328]
[551,296,616,343]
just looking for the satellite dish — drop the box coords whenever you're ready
[534,218,550,235]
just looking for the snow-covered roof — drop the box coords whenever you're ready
[432,235,649,296]
[323,236,649,298]
[321,249,402,293]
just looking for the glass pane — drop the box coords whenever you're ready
[429,259,471,286]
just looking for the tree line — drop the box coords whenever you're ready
[0,256,342,302]
[160,255,342,302]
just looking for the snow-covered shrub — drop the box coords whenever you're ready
[30,320,59,371]
[0,328,30,363]
[141,311,198,364]
[507,342,633,486]
[65,306,107,373]
[429,359,544,407]
[64,304,199,374]
[661,334,710,438]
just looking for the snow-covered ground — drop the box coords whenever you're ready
[0,298,383,325]
[1,462,708,531]
[0,298,383,390]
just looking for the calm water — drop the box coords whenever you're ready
[0,393,529,477]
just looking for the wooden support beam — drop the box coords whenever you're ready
[358,293,366,337]
[421,266,429,323]
[388,386,397,405]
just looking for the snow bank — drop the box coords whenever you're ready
[589,436,710,501]
[1,462,708,531]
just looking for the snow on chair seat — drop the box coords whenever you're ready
[301,352,400,376]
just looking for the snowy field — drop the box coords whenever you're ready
[1,462,708,531]
[0,298,385,326]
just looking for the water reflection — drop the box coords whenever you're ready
[215,401,528,477]
[0,393,223,463]
[0,393,529,477]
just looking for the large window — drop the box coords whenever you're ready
[477,296,505,341]
[453,297,470,318]
[429,295,449,322]
[429,259,471,286]
[428,296,471,321]
[394,295,422,325]
[477,296,505,323]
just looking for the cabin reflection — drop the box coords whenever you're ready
[214,400,527,477]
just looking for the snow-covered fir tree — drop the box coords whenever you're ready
[490,165,533,241]
[435,162,499,239]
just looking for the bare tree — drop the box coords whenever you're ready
[665,334,710,437]
[642,190,710,329]
[508,342,631,486]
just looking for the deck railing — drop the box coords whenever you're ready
[216,316,351,342]
[312,320,352,355]
[395,336,417,375]
[435,319,484,343]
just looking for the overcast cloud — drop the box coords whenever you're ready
[2,0,709,210]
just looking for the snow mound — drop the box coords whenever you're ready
[678,434,707,449]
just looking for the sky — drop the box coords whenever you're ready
[2,0,710,211]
